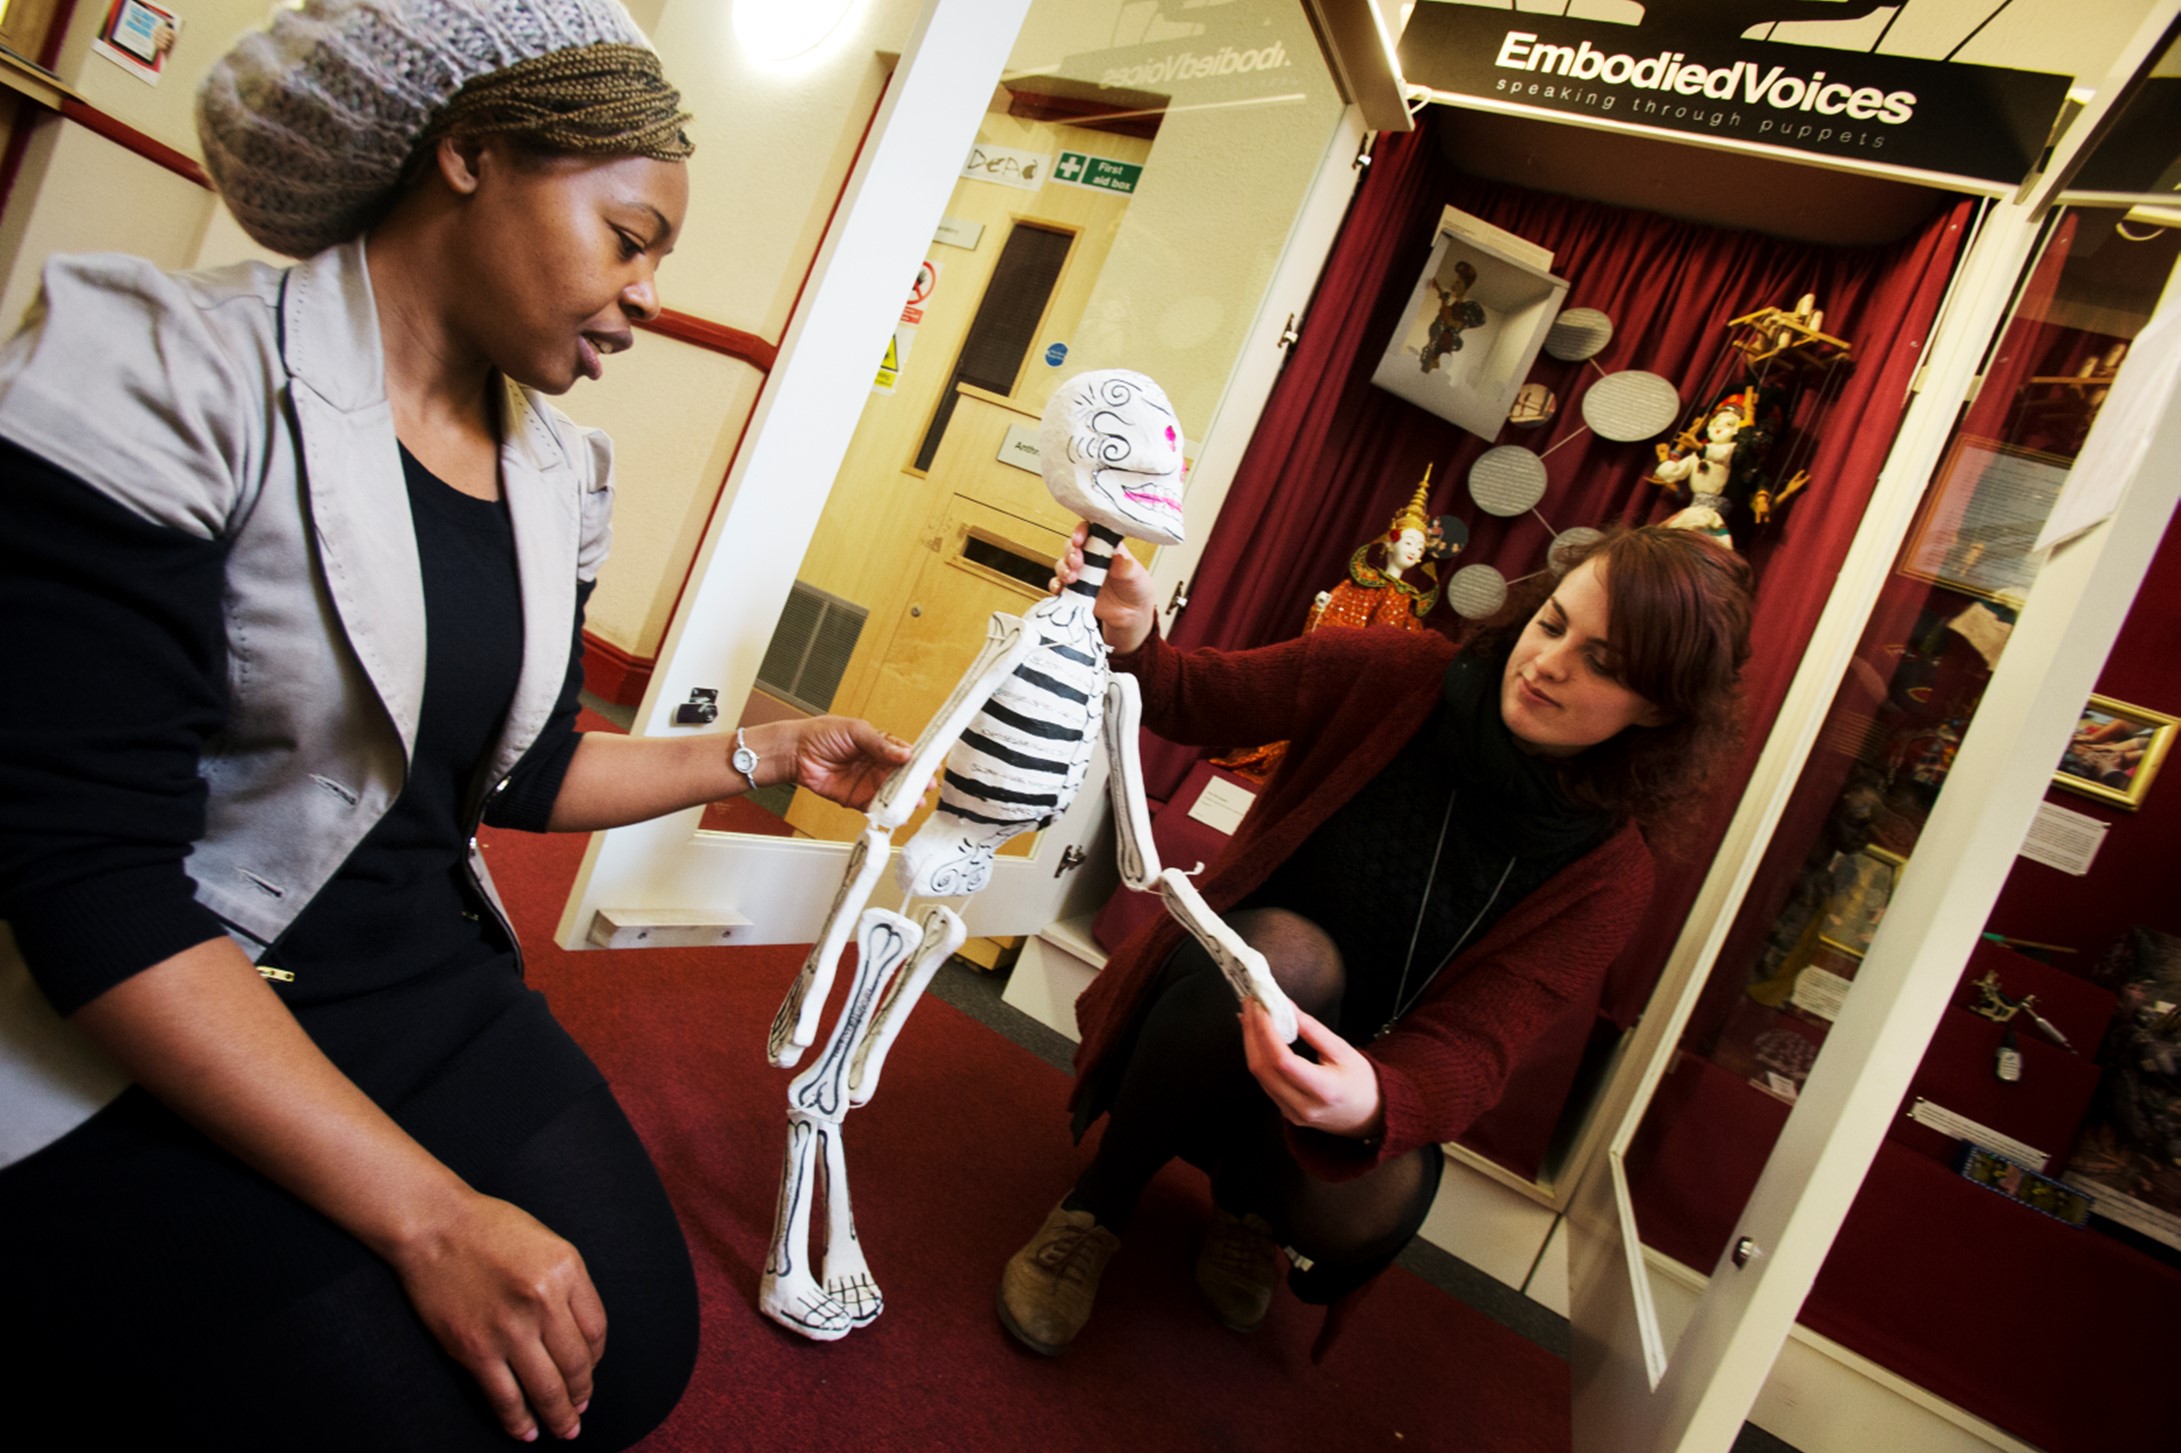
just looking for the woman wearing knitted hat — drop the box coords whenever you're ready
[0,4,907,1447]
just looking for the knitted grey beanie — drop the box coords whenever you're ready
[198,0,658,257]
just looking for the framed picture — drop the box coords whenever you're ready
[1900,434,2073,605]
[2052,694,2176,810]
[1815,844,1907,958]
[92,0,180,86]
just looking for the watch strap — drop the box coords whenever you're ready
[732,727,762,793]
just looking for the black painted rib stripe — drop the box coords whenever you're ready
[1014,665,1091,703]
[937,799,1029,828]
[982,700,1077,740]
[1050,644,1098,667]
[1088,524,1124,546]
[945,769,1060,807]
[1064,579,1100,597]
[961,729,1071,773]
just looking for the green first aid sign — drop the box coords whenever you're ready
[1053,152,1142,195]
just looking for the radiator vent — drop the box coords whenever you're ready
[756,582,867,714]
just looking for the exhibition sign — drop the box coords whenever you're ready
[1399,4,2073,187]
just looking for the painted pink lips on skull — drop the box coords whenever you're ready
[1122,488,1182,517]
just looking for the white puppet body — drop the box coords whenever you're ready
[757,370,1296,1341]
[895,572,1109,898]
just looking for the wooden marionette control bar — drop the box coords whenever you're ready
[1729,300,1855,368]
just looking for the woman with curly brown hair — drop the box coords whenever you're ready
[1000,524,1752,1357]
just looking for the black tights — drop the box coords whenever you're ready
[1069,909,1441,1302]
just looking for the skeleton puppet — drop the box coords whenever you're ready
[757,369,1299,1341]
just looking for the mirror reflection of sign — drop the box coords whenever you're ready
[998,424,1042,475]
[1053,152,1143,196]
[961,142,1051,192]
[902,260,937,326]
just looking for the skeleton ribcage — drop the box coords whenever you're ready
[933,603,1105,835]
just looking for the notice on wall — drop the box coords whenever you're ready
[873,263,938,395]
[961,142,1051,191]
[2019,799,2107,876]
[934,216,984,251]
[95,0,181,85]
[874,328,914,394]
[1052,151,1143,195]
[996,423,1041,475]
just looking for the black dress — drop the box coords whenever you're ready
[0,444,696,1451]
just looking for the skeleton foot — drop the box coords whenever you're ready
[1157,867,1299,1042]
[759,1271,857,1341]
[761,1117,856,1340]
[819,1126,883,1326]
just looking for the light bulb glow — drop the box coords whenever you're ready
[733,0,862,66]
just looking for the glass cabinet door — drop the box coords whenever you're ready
[1568,22,2181,1444]
[560,0,1363,948]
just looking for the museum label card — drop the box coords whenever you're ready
[1789,965,1852,1022]
[1908,1098,2048,1171]
[2020,800,2106,876]
[1186,776,1256,835]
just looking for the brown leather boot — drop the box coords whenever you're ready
[1194,1208,1283,1332]
[997,1203,1122,1355]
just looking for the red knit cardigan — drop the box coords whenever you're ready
[1071,624,1655,1181]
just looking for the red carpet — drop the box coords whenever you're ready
[483,743,1571,1451]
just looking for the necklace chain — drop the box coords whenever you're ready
[1378,786,1517,1041]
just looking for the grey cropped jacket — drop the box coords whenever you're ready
[0,238,615,1164]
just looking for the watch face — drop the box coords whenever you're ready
[733,744,758,774]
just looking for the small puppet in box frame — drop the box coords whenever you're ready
[1648,384,1810,549]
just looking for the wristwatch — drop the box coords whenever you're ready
[732,728,762,793]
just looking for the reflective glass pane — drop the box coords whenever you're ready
[1620,206,2180,1431]
[704,0,1346,850]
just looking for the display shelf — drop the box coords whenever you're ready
[1626,1053,2177,1453]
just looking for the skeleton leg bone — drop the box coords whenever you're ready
[849,905,968,1108]
[759,1116,853,1340]
[768,826,891,1068]
[818,1123,882,1326]
[760,906,919,1337]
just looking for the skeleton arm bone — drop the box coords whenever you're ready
[867,612,1037,831]
[1102,672,1163,891]
[1156,866,1299,1044]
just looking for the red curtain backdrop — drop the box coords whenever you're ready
[1151,111,1974,1027]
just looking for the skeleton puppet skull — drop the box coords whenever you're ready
[1038,369,1187,546]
